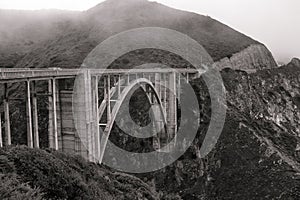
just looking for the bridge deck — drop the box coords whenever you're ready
[0,68,201,83]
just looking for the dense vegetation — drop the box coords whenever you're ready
[0,0,259,68]
[0,146,158,200]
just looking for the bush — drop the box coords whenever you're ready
[0,173,43,200]
[0,146,158,200]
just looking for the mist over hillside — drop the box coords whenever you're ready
[0,0,266,69]
[0,9,79,67]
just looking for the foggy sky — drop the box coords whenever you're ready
[0,0,299,63]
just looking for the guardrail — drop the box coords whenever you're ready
[0,68,79,82]
[0,67,203,82]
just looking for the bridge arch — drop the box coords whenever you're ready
[72,27,226,172]
[99,77,168,162]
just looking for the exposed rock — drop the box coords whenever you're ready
[138,64,300,199]
[214,44,277,72]
[223,64,300,157]
[288,57,300,67]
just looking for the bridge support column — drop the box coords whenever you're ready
[163,74,168,112]
[82,70,93,162]
[48,80,54,148]
[167,72,177,150]
[49,79,59,150]
[153,73,162,149]
[89,75,96,162]
[177,74,181,104]
[92,76,100,162]
[106,75,112,123]
[98,75,112,163]
[4,83,11,146]
[117,75,121,98]
[73,72,90,160]
[0,111,2,147]
[32,81,39,148]
[26,80,33,148]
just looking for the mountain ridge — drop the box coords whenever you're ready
[0,0,275,70]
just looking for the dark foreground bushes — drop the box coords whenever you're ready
[0,173,43,200]
[0,146,158,200]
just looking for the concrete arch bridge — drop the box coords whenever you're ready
[0,67,203,163]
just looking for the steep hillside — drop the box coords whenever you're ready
[0,146,159,200]
[0,9,79,67]
[0,0,276,70]
[132,60,300,199]
[214,44,277,72]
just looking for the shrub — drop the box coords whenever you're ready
[0,146,158,199]
[0,173,43,200]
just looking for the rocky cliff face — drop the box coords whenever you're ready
[223,62,300,163]
[226,67,300,136]
[137,59,300,199]
[207,60,300,199]
[214,44,278,72]
[288,57,300,67]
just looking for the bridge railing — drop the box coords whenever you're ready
[0,68,79,81]
[0,67,204,82]
[89,68,202,75]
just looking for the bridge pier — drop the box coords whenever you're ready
[73,71,94,160]
[84,70,93,162]
[167,72,178,150]
[48,80,54,149]
[92,76,100,162]
[153,73,162,149]
[32,81,39,148]
[52,79,59,150]
[167,72,177,134]
[4,83,11,146]
[0,111,2,147]
[26,80,33,148]
[26,80,40,148]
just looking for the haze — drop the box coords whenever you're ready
[0,0,299,63]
